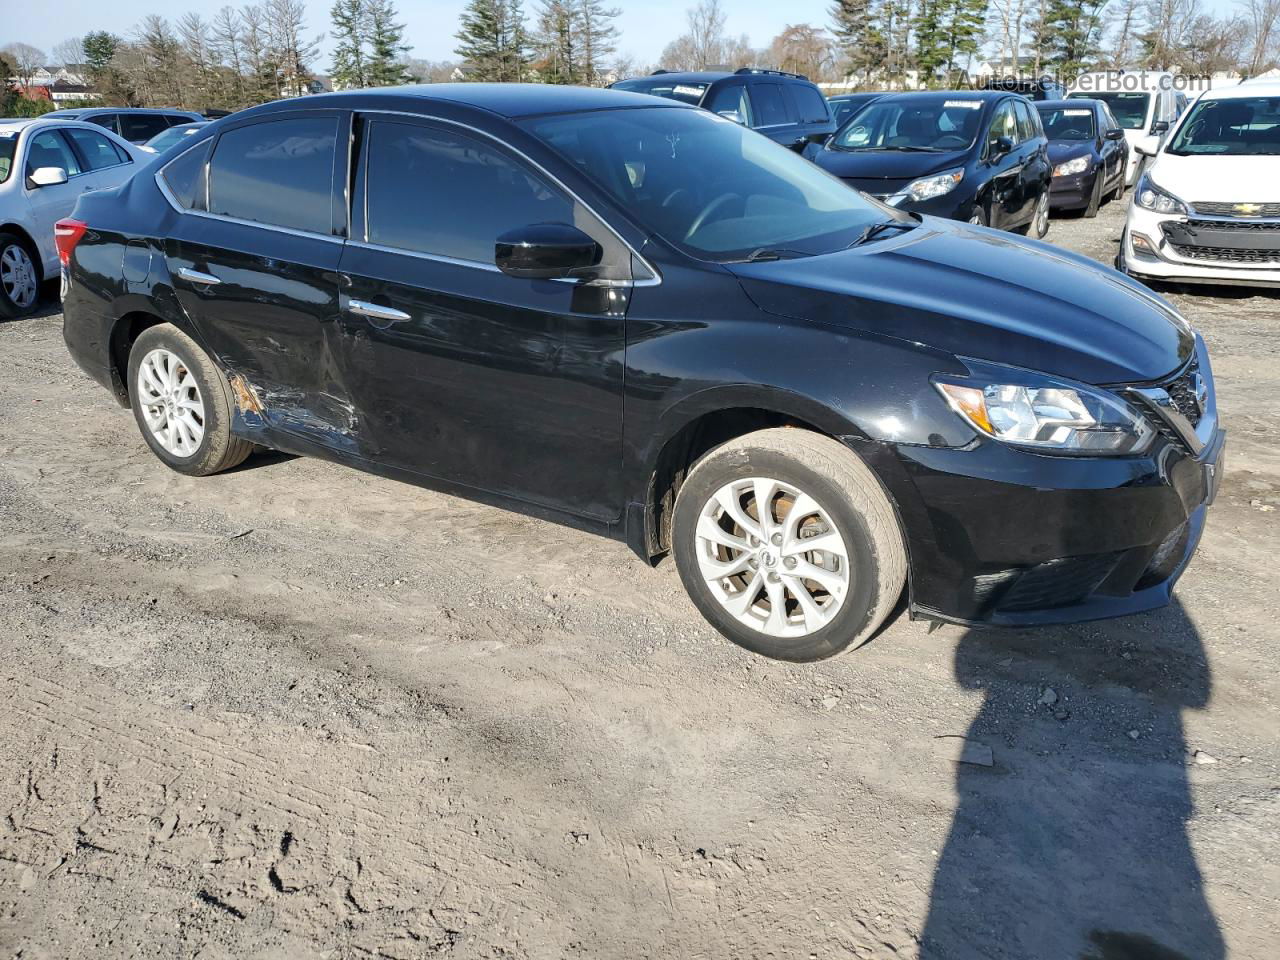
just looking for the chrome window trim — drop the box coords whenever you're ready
[356,108,662,286]
[346,238,502,273]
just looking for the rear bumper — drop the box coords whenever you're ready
[862,415,1225,627]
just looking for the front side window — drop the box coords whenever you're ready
[1014,99,1040,140]
[832,99,984,152]
[1037,106,1096,141]
[64,128,129,170]
[1166,97,1280,156]
[987,102,1019,150]
[207,117,338,233]
[789,84,831,124]
[749,83,792,127]
[363,119,574,263]
[523,106,890,261]
[25,130,82,178]
[119,114,171,143]
[1072,91,1150,129]
[705,84,753,125]
[611,78,709,106]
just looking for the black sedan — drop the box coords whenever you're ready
[811,90,1052,235]
[59,85,1222,660]
[1035,99,1128,217]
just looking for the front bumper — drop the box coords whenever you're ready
[1048,169,1096,210]
[1122,204,1280,286]
[862,343,1225,626]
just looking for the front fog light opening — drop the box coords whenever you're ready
[1130,231,1160,260]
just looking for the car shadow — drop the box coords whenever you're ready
[919,599,1223,960]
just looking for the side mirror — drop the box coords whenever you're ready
[716,109,745,125]
[495,222,602,280]
[989,135,1014,160]
[1134,136,1160,157]
[1152,119,1169,134]
[1105,128,1125,140]
[27,166,69,188]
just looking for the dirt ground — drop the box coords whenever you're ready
[2,200,1278,960]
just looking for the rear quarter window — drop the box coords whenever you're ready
[788,84,831,124]
[750,83,793,127]
[161,139,212,209]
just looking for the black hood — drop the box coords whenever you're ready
[728,217,1192,385]
[1048,140,1096,165]
[814,147,968,182]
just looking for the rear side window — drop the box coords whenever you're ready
[207,117,338,234]
[65,128,129,171]
[788,84,831,124]
[363,119,573,263]
[25,130,82,177]
[749,83,792,127]
[119,114,172,143]
[161,139,211,209]
[704,84,754,125]
[87,114,119,134]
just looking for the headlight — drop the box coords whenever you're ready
[934,361,1154,455]
[1135,174,1188,215]
[1052,155,1090,177]
[905,168,964,202]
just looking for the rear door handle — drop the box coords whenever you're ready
[346,298,411,323]
[177,267,221,285]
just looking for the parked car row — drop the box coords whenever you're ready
[52,84,1225,660]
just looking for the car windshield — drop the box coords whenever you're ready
[1166,96,1280,156]
[611,78,709,106]
[1038,106,1097,140]
[146,124,203,152]
[830,99,985,152]
[831,97,874,127]
[1072,91,1149,129]
[0,132,15,184]
[522,107,897,261]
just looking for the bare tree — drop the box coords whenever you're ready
[210,7,248,105]
[1240,0,1280,74]
[2,43,47,88]
[52,38,85,73]
[178,14,217,106]
[1106,0,1143,66]
[765,24,836,79]
[1141,0,1201,70]
[659,0,750,69]
[265,0,323,95]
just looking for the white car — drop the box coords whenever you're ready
[1117,81,1280,288]
[1068,71,1186,185]
[0,117,145,317]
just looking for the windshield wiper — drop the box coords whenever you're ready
[726,247,811,263]
[876,145,943,152]
[847,219,917,248]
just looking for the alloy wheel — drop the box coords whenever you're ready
[0,244,37,309]
[694,476,850,638]
[137,348,206,457]
[1034,192,1050,236]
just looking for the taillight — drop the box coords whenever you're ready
[54,219,88,266]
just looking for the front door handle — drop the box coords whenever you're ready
[177,266,221,285]
[346,298,411,323]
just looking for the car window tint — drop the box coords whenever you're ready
[749,83,791,127]
[165,114,195,126]
[987,102,1019,149]
[207,117,337,233]
[88,114,118,133]
[26,130,82,177]
[162,139,212,209]
[704,84,753,125]
[65,128,128,171]
[1014,99,1038,140]
[788,84,830,124]
[364,120,574,263]
[119,114,172,142]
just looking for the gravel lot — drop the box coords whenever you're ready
[2,200,1278,959]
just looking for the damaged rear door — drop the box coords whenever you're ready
[164,109,357,449]
[332,114,632,521]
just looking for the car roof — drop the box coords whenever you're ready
[1036,99,1098,110]
[867,90,1008,105]
[255,84,699,120]
[628,71,733,82]
[48,106,199,115]
[0,116,124,135]
[1201,80,1280,100]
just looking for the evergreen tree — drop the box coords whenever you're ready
[367,0,412,85]
[939,0,988,77]
[914,0,947,82]
[576,0,620,85]
[1041,0,1110,78]
[456,0,532,81]
[330,0,369,89]
[830,0,885,83]
[534,0,578,83]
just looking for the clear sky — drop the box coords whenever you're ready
[6,0,1242,72]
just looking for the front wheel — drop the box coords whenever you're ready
[1030,190,1051,238]
[127,324,253,476]
[671,429,907,661]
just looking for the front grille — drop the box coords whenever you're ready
[1184,219,1280,233]
[1163,354,1204,428]
[1170,243,1280,264]
[997,552,1124,612]
[1192,201,1280,217]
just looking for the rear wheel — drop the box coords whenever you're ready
[0,233,40,319]
[672,429,906,661]
[127,324,253,476]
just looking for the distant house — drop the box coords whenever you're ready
[9,65,100,103]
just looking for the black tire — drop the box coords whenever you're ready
[0,231,41,319]
[967,204,988,227]
[672,428,907,661]
[127,323,253,476]
[1109,167,1126,202]
[1084,173,1103,218]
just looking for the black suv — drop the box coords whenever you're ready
[611,68,835,151]
[59,85,1223,661]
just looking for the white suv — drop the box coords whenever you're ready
[1117,82,1280,288]
[0,117,144,317]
